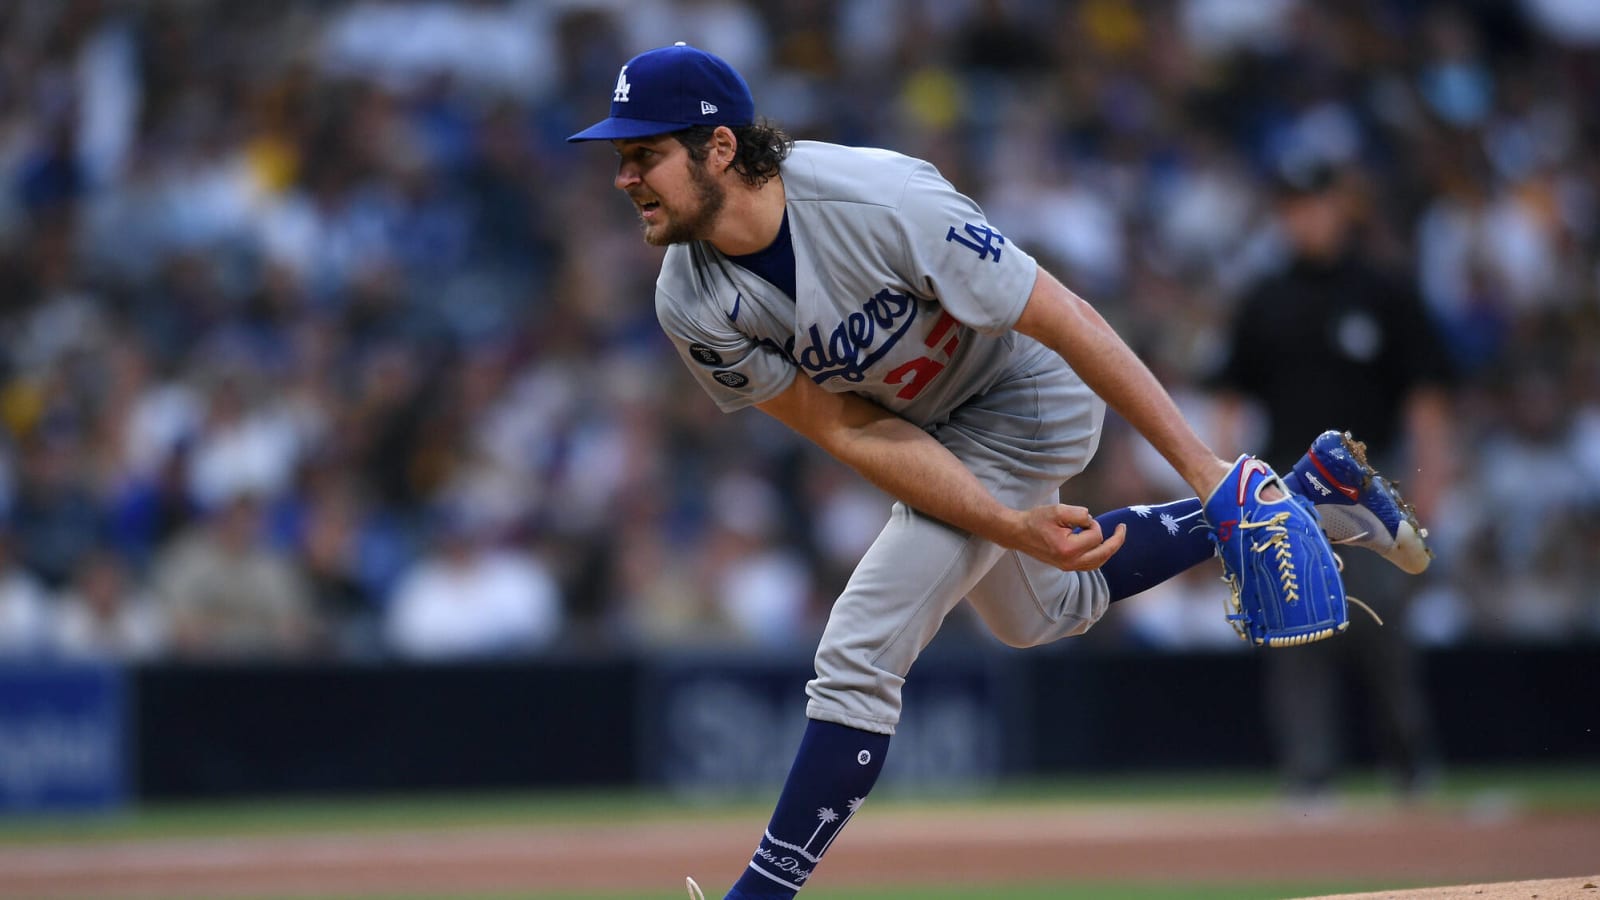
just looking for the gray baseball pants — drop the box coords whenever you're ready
[806,361,1112,734]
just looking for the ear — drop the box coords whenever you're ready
[709,125,738,172]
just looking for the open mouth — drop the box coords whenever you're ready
[637,199,661,218]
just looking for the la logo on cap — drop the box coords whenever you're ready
[566,41,755,143]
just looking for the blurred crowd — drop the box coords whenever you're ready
[0,0,1596,664]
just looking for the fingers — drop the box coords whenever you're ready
[1059,521,1124,570]
[1053,504,1098,530]
[1032,508,1124,570]
[1017,505,1128,571]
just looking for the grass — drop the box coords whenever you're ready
[1,763,1596,844]
[0,784,771,844]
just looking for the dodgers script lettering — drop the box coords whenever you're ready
[796,288,916,383]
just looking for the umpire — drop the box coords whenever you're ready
[1212,155,1455,804]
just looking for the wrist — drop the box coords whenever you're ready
[987,505,1029,550]
[1186,457,1235,500]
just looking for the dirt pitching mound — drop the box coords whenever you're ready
[1296,874,1600,899]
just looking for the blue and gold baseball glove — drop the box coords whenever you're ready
[1203,455,1348,648]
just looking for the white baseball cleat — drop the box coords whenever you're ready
[1287,430,1434,575]
[686,875,707,899]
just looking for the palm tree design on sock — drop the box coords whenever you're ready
[803,807,839,854]
[818,797,865,857]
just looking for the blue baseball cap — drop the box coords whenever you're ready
[567,43,754,143]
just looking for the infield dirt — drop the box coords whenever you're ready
[0,801,1596,898]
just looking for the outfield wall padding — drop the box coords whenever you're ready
[122,644,1600,800]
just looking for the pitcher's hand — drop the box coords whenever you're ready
[1006,504,1126,571]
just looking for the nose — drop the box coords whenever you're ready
[614,160,639,191]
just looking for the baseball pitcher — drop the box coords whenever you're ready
[568,44,1430,900]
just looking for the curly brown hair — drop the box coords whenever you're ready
[673,119,794,187]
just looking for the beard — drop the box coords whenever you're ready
[641,157,727,246]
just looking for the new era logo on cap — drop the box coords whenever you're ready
[567,43,755,142]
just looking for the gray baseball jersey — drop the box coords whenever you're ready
[656,141,1111,734]
[656,141,1056,425]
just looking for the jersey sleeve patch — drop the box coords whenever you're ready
[897,164,1036,335]
[688,343,724,366]
[945,222,1006,263]
[657,284,796,413]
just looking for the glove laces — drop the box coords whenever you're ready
[1219,512,1384,645]
[1243,511,1299,602]
[1220,511,1315,646]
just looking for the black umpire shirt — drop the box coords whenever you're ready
[1212,252,1453,469]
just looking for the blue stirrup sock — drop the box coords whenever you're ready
[1095,498,1214,601]
[725,719,890,898]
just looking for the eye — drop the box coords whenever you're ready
[618,146,655,166]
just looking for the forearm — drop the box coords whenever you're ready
[760,380,1022,544]
[819,412,1024,545]
[1089,342,1222,492]
[1015,269,1229,496]
[758,376,1123,570]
